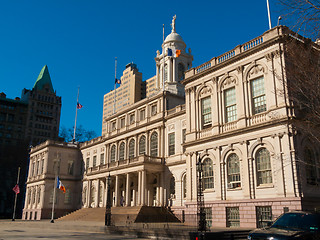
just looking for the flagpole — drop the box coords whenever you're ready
[266,0,272,29]
[51,175,57,223]
[113,57,117,114]
[73,87,80,142]
[12,167,20,221]
[162,24,165,92]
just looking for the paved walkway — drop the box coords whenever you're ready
[0,220,150,240]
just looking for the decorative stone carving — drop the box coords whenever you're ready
[268,111,280,120]
[199,85,212,98]
[265,53,273,61]
[222,76,237,89]
[236,66,243,74]
[168,124,175,131]
[273,49,280,58]
[248,65,264,80]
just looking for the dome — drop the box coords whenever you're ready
[164,32,185,44]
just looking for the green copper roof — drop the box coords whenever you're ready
[33,65,54,93]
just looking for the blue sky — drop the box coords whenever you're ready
[0,0,283,136]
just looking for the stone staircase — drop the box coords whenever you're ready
[58,206,181,226]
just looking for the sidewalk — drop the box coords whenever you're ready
[0,219,252,239]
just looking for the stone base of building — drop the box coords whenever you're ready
[22,208,78,220]
[171,197,320,229]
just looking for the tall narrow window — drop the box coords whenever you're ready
[224,87,237,122]
[178,63,185,81]
[93,156,97,167]
[119,142,125,161]
[182,174,187,198]
[182,129,186,143]
[110,145,116,162]
[68,161,74,175]
[140,109,145,121]
[201,97,212,128]
[204,207,212,228]
[150,132,158,157]
[100,153,105,165]
[227,153,241,189]
[164,64,168,82]
[129,139,135,159]
[256,148,272,185]
[304,147,317,185]
[139,135,146,155]
[251,77,266,114]
[203,158,214,189]
[168,133,175,156]
[85,158,89,171]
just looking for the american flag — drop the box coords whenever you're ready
[77,102,83,109]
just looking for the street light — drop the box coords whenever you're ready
[105,172,111,226]
[196,155,207,232]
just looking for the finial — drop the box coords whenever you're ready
[171,15,176,33]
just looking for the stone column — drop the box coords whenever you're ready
[95,179,100,207]
[160,172,164,206]
[168,57,173,83]
[172,57,176,82]
[126,173,130,206]
[141,170,146,205]
[115,175,119,206]
[137,171,141,205]
[87,180,92,208]
[104,177,108,208]
[132,189,136,206]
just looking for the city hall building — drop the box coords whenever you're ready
[23,19,320,228]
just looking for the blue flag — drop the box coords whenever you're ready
[167,48,173,56]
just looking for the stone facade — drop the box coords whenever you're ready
[22,21,320,228]
[22,140,82,220]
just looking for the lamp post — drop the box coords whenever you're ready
[105,172,111,226]
[196,155,207,232]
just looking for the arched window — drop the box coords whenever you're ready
[256,148,272,186]
[150,132,158,157]
[128,139,135,159]
[110,145,116,162]
[203,158,214,190]
[201,97,212,128]
[227,153,241,189]
[251,76,266,114]
[304,147,317,185]
[170,176,175,197]
[139,135,146,155]
[182,174,187,198]
[119,142,125,161]
[178,63,185,81]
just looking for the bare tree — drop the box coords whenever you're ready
[279,34,320,143]
[59,125,97,143]
[278,0,320,40]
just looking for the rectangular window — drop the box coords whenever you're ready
[251,77,266,114]
[120,118,125,128]
[100,153,105,165]
[151,104,157,116]
[201,97,212,128]
[226,207,240,227]
[256,206,272,228]
[204,207,212,228]
[129,113,135,124]
[68,161,74,175]
[140,109,145,121]
[86,157,89,171]
[182,129,186,143]
[224,87,237,122]
[111,121,116,131]
[93,156,97,167]
[168,133,175,156]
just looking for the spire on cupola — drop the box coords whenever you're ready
[155,15,193,96]
[33,65,54,93]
